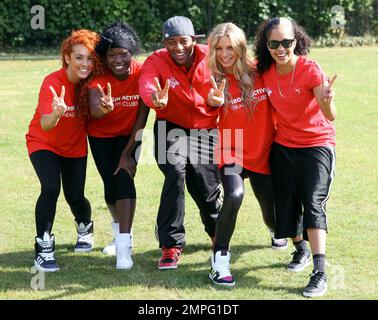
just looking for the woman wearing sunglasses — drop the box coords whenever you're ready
[254,17,337,297]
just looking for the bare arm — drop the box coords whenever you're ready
[114,101,150,177]
[313,74,337,121]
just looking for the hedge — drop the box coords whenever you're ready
[0,0,377,51]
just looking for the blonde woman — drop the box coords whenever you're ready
[206,22,285,286]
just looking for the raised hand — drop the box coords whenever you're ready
[321,74,337,106]
[49,86,67,118]
[207,76,226,107]
[151,77,170,108]
[98,82,114,114]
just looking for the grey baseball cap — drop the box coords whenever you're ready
[162,16,205,40]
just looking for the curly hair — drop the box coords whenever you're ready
[96,21,141,58]
[207,22,256,115]
[60,29,102,118]
[254,17,312,74]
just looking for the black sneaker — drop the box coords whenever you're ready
[74,220,93,253]
[34,232,59,272]
[287,249,311,272]
[303,270,328,297]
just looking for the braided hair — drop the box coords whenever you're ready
[96,21,141,58]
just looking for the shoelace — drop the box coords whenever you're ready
[291,250,307,263]
[308,271,324,286]
[39,251,55,262]
[162,248,180,260]
[214,255,232,278]
[117,246,131,259]
[77,233,93,243]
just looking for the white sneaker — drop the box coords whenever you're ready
[209,250,235,287]
[103,221,118,256]
[116,233,133,269]
[103,222,134,256]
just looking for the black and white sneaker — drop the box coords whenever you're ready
[74,220,93,253]
[287,249,311,272]
[303,270,328,297]
[209,250,235,287]
[34,232,59,272]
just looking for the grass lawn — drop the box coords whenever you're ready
[0,46,377,300]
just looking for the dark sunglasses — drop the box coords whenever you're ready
[267,39,295,49]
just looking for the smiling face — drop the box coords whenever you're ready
[65,44,94,83]
[105,47,131,80]
[164,35,195,68]
[215,35,237,74]
[267,20,297,67]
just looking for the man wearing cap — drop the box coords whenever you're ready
[139,16,222,270]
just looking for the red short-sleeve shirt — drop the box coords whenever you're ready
[25,68,87,157]
[217,74,275,174]
[262,56,335,148]
[87,60,142,137]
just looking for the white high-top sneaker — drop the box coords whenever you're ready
[103,221,119,256]
[209,250,235,287]
[103,222,134,256]
[115,233,133,269]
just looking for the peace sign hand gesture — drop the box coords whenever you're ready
[49,86,67,118]
[207,76,226,107]
[321,74,337,106]
[98,82,114,114]
[151,77,170,109]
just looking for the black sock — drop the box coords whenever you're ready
[214,244,229,254]
[293,240,308,252]
[313,254,326,273]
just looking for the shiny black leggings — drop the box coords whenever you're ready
[214,164,275,251]
[30,150,91,237]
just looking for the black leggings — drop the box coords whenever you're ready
[215,164,275,251]
[88,136,137,204]
[30,150,91,237]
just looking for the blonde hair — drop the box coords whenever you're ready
[207,22,256,113]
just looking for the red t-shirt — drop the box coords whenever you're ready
[217,74,275,174]
[138,44,219,129]
[87,60,142,137]
[25,68,87,157]
[262,56,336,148]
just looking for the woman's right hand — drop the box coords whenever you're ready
[49,86,67,118]
[98,82,114,114]
[207,76,226,107]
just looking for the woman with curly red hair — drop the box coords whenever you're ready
[26,29,101,272]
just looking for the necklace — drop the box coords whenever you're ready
[276,59,297,98]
